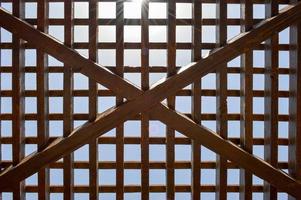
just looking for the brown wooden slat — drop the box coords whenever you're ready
[215,0,227,199]
[88,1,98,200]
[0,136,292,146]
[0,89,292,98]
[239,1,253,200]
[0,160,291,170]
[12,0,25,199]
[116,0,124,198]
[191,0,201,199]
[141,0,150,199]
[0,13,2,199]
[17,16,279,27]
[0,0,293,3]
[264,1,279,199]
[0,65,292,74]
[20,185,268,193]
[63,1,74,200]
[37,0,50,199]
[166,0,176,199]
[0,42,294,52]
[289,0,301,199]
[0,113,292,121]
[1,5,301,198]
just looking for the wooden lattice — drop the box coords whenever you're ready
[0,0,301,199]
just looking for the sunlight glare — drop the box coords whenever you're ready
[132,0,144,5]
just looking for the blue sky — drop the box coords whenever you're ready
[0,1,292,199]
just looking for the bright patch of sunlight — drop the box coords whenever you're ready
[132,0,144,5]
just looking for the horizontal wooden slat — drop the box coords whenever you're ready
[0,0,292,3]
[0,136,291,145]
[22,185,266,193]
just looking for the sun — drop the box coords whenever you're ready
[132,0,144,5]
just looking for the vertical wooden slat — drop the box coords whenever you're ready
[89,0,98,199]
[116,0,124,199]
[0,7,2,199]
[215,0,227,199]
[289,0,301,199]
[37,0,49,199]
[239,1,253,200]
[141,1,149,199]
[191,0,201,199]
[63,1,74,200]
[264,1,278,199]
[166,0,176,199]
[12,0,25,199]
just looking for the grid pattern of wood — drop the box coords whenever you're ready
[0,0,301,200]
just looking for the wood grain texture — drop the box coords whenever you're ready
[12,0,25,199]
[0,10,1,200]
[264,1,279,199]
[239,1,253,200]
[141,0,150,199]
[289,1,301,200]
[63,1,74,200]
[1,4,301,198]
[191,0,202,198]
[88,1,98,200]
[166,0,176,199]
[215,0,227,199]
[116,1,124,198]
[36,0,49,199]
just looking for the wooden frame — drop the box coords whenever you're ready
[1,1,301,199]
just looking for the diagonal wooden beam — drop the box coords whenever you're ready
[1,3,301,197]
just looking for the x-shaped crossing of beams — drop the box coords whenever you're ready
[0,3,301,197]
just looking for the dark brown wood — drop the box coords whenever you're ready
[116,1,124,199]
[0,88,292,98]
[264,1,279,199]
[88,1,98,200]
[0,159,291,170]
[12,0,25,199]
[191,0,202,199]
[37,0,49,199]
[166,0,176,199]
[150,105,301,198]
[0,0,293,3]
[0,15,1,200]
[141,0,150,199]
[0,136,292,146]
[0,185,272,193]
[239,1,253,200]
[289,1,301,200]
[63,1,74,200]
[1,4,301,198]
[215,0,227,199]
[0,1,300,101]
